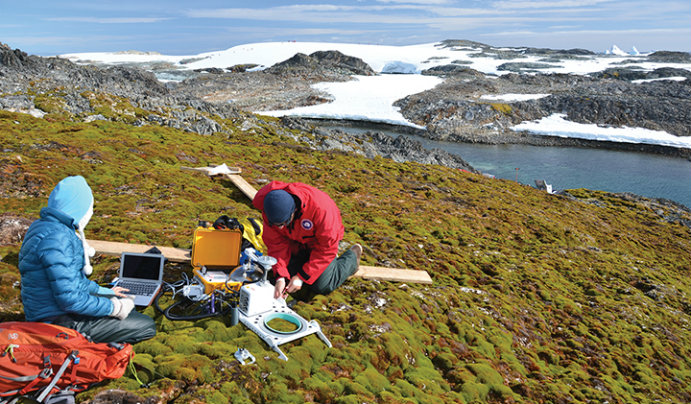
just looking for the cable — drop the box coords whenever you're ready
[154,282,240,321]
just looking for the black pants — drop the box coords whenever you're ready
[47,311,156,344]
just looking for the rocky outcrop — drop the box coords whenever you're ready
[279,117,477,172]
[0,43,245,135]
[394,68,691,156]
[421,65,484,78]
[266,50,374,76]
[170,51,375,111]
[591,67,691,81]
[647,51,691,63]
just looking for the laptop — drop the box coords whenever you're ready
[114,252,165,307]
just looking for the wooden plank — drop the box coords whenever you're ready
[224,174,258,200]
[88,240,433,284]
[180,165,256,200]
[88,239,191,262]
[354,265,433,284]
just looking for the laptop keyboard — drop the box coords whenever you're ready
[118,281,158,295]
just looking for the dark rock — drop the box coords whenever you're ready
[647,51,691,63]
[0,47,29,69]
[591,67,691,81]
[523,47,595,56]
[421,65,484,78]
[0,214,33,245]
[227,64,259,73]
[497,62,558,72]
[292,118,478,172]
[266,50,374,76]
[439,39,492,49]
[194,67,225,74]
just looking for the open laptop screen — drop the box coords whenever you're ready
[121,253,163,280]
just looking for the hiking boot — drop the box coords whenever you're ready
[350,244,363,267]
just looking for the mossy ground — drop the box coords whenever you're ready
[1,108,690,404]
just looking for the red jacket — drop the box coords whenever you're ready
[252,181,344,284]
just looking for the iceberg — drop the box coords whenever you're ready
[381,61,418,74]
[605,45,628,56]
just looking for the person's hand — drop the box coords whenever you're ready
[285,277,303,295]
[274,277,287,299]
[111,286,130,298]
[110,297,135,320]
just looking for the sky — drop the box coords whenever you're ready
[1,0,689,56]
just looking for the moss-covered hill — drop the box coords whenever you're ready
[1,107,690,404]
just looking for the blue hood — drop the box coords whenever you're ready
[47,176,93,228]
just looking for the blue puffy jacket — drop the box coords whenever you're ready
[18,176,113,321]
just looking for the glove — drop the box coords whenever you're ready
[110,297,135,320]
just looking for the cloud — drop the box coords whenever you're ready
[486,27,690,37]
[375,0,452,4]
[491,0,615,9]
[2,33,142,50]
[221,25,383,37]
[45,17,170,24]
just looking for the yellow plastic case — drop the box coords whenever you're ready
[191,227,243,293]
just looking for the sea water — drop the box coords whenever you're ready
[322,122,691,208]
[412,136,691,209]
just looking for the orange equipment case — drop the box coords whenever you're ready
[191,227,243,293]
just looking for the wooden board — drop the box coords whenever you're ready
[355,265,433,284]
[88,239,191,262]
[88,239,433,284]
[224,174,258,200]
[181,165,257,200]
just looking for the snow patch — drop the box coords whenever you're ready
[631,77,687,84]
[257,74,442,128]
[512,113,691,149]
[480,93,550,102]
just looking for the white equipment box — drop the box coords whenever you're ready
[238,282,331,361]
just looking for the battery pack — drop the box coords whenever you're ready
[192,267,241,294]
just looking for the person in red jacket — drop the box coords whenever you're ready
[252,181,362,299]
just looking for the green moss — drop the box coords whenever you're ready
[34,93,67,114]
[218,381,254,404]
[460,381,490,402]
[467,362,505,385]
[404,355,448,394]
[354,365,390,394]
[128,353,157,384]
[334,394,362,404]
[489,102,513,114]
[1,103,691,404]
[134,339,173,356]
[155,354,217,384]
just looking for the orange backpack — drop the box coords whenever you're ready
[0,322,133,401]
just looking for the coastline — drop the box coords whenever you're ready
[305,117,691,160]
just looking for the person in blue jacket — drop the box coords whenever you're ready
[18,176,156,344]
